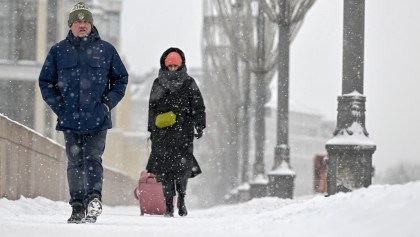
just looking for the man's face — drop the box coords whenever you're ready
[71,20,92,37]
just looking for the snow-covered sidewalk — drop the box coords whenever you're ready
[1,181,419,237]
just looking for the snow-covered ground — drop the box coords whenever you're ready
[1,181,419,237]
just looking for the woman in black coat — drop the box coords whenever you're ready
[146,47,205,217]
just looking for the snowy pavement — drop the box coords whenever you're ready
[1,181,419,237]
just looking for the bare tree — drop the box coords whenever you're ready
[199,0,315,204]
[199,1,247,205]
[214,0,279,186]
[259,0,316,42]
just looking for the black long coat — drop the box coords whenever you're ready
[146,48,205,182]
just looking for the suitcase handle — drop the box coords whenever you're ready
[139,171,159,184]
[145,176,158,184]
[134,187,139,199]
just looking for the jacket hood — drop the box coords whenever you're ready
[160,47,186,70]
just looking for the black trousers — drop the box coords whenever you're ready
[161,176,188,207]
[64,130,107,206]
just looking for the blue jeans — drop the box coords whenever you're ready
[64,130,107,206]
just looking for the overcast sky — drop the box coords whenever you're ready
[121,0,203,75]
[120,0,420,173]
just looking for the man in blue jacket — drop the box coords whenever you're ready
[38,2,128,224]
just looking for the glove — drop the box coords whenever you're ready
[194,126,204,139]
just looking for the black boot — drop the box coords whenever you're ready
[67,203,85,224]
[164,198,174,217]
[162,180,175,217]
[176,177,188,217]
[177,195,188,217]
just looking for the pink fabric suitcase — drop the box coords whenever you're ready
[134,170,174,215]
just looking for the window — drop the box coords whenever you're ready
[0,0,37,61]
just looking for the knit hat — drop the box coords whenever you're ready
[68,2,93,27]
[164,52,183,67]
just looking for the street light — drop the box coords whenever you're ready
[267,0,295,199]
[249,2,269,199]
[325,0,376,195]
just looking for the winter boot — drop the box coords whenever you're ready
[177,195,188,217]
[85,194,102,223]
[67,203,85,224]
[164,197,174,217]
[176,177,188,217]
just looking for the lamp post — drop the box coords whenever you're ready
[249,3,268,199]
[325,0,376,195]
[267,0,295,199]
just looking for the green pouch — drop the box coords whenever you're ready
[155,111,177,128]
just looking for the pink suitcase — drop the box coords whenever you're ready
[134,170,175,215]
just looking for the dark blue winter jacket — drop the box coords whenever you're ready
[39,27,128,134]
